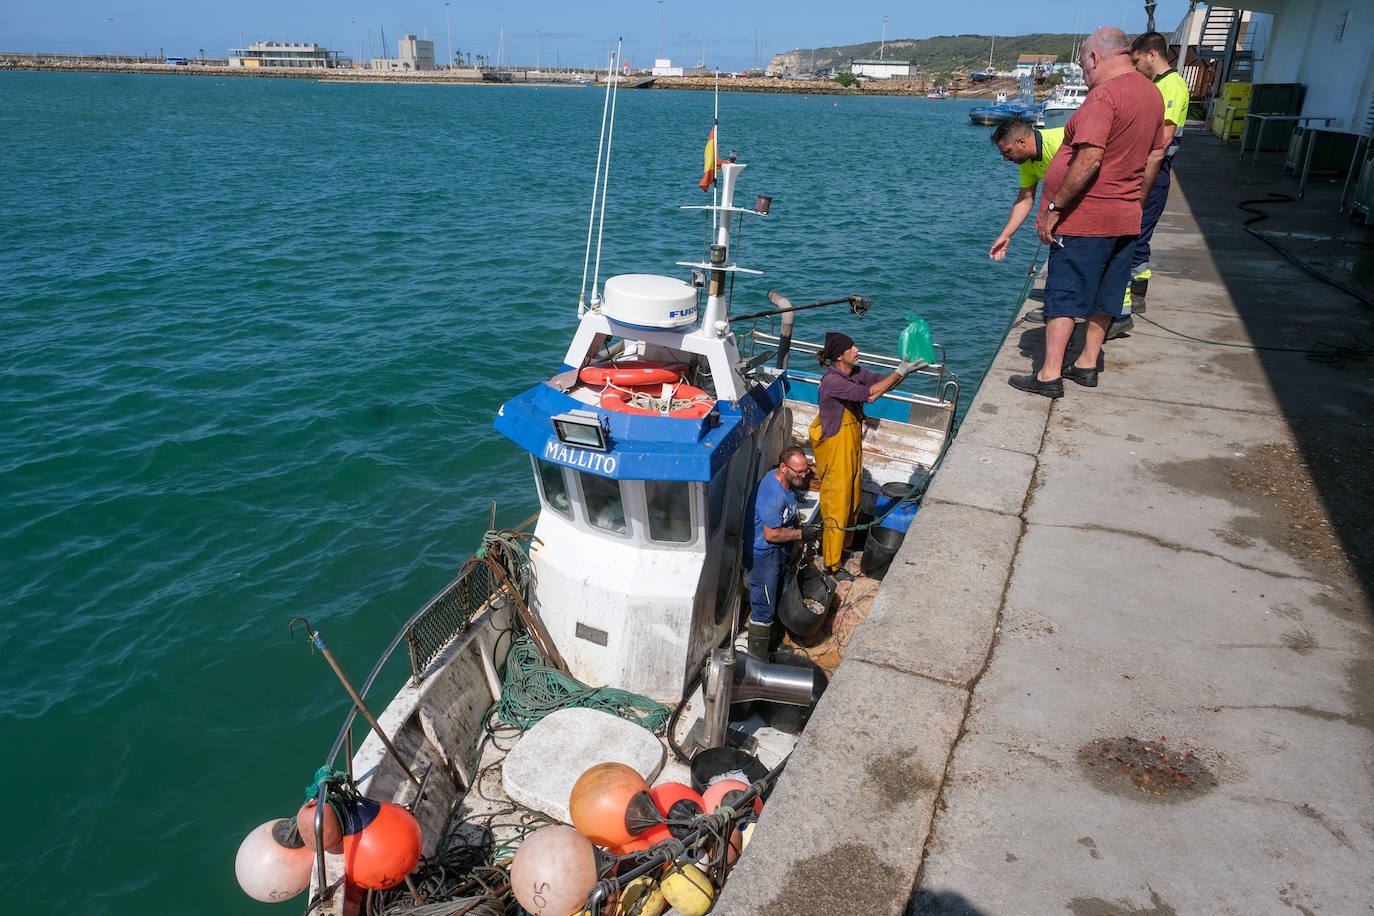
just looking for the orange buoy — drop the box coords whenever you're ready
[510,825,599,916]
[650,782,705,840]
[701,778,762,815]
[599,382,715,419]
[579,360,682,387]
[296,798,342,852]
[337,797,423,890]
[606,822,671,855]
[569,763,662,847]
[234,818,313,903]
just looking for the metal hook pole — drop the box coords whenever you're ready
[289,617,421,790]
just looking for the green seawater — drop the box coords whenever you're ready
[0,71,1031,913]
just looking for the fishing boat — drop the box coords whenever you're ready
[926,88,950,100]
[232,65,958,916]
[968,103,1025,126]
[1041,81,1088,129]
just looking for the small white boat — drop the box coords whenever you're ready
[1041,81,1089,129]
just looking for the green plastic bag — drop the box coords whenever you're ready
[898,315,935,367]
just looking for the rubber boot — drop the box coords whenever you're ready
[747,622,773,661]
[1130,276,1149,315]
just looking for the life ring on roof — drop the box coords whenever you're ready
[579,360,682,387]
[600,382,716,419]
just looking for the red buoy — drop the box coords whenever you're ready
[336,797,423,890]
[650,782,705,840]
[701,778,761,815]
[569,763,661,847]
[296,798,342,852]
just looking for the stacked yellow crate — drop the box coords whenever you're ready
[1211,82,1252,140]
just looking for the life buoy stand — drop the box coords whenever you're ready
[579,360,681,387]
[600,382,715,419]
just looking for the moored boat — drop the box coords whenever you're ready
[233,77,958,916]
[1041,81,1088,129]
[969,103,1025,126]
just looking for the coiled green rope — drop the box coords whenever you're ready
[491,636,672,735]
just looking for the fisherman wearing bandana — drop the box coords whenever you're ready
[808,332,916,581]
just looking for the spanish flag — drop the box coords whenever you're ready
[699,126,718,192]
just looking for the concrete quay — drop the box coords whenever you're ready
[714,132,1374,915]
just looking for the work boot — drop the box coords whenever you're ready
[1130,276,1148,315]
[747,622,773,660]
[1106,316,1134,340]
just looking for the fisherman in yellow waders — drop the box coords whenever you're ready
[809,332,916,581]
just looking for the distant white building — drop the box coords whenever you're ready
[1014,54,1058,76]
[228,41,344,69]
[398,35,435,70]
[851,58,915,79]
[651,58,707,77]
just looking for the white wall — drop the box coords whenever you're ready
[1259,0,1374,130]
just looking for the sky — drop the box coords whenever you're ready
[1,1,1199,71]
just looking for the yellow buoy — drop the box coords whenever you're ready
[660,863,714,916]
[616,875,668,916]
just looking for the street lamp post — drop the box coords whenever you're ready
[444,3,453,71]
[353,21,359,68]
[109,18,119,64]
[658,1,664,60]
[880,15,887,60]
[536,30,541,70]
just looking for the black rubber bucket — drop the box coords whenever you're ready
[860,525,906,580]
[777,558,836,638]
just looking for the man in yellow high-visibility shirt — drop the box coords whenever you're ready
[1126,31,1191,316]
[988,117,1064,261]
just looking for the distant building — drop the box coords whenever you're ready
[1014,54,1057,76]
[651,58,707,77]
[228,41,344,69]
[398,35,435,70]
[850,58,916,80]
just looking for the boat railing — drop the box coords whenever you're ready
[744,329,959,421]
[319,554,516,771]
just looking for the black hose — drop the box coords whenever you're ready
[1237,193,1374,308]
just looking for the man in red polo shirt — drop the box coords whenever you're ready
[1009,27,1166,398]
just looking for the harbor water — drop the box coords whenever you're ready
[1,71,1029,913]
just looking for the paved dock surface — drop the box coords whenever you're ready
[713,133,1374,915]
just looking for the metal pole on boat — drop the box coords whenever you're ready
[289,618,422,791]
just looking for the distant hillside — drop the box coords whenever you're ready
[769,33,1083,76]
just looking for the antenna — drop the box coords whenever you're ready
[588,39,623,313]
[580,45,619,314]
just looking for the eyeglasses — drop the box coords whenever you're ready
[785,464,812,478]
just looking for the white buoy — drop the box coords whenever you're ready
[234,818,313,903]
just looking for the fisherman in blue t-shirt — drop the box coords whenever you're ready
[742,446,820,659]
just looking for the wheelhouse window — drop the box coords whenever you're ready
[535,459,572,518]
[646,479,693,543]
[580,471,627,535]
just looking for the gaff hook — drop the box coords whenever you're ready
[289,617,421,791]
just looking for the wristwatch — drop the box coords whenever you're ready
[1047,201,1062,213]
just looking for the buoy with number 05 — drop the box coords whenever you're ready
[234,818,313,903]
[510,825,598,916]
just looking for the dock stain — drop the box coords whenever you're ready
[1150,442,1354,581]
[1067,887,1178,916]
[1077,836,1102,860]
[1075,736,1217,802]
[756,842,906,916]
[1280,627,1318,653]
[864,748,937,807]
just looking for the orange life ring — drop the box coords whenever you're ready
[579,360,681,387]
[600,382,715,419]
